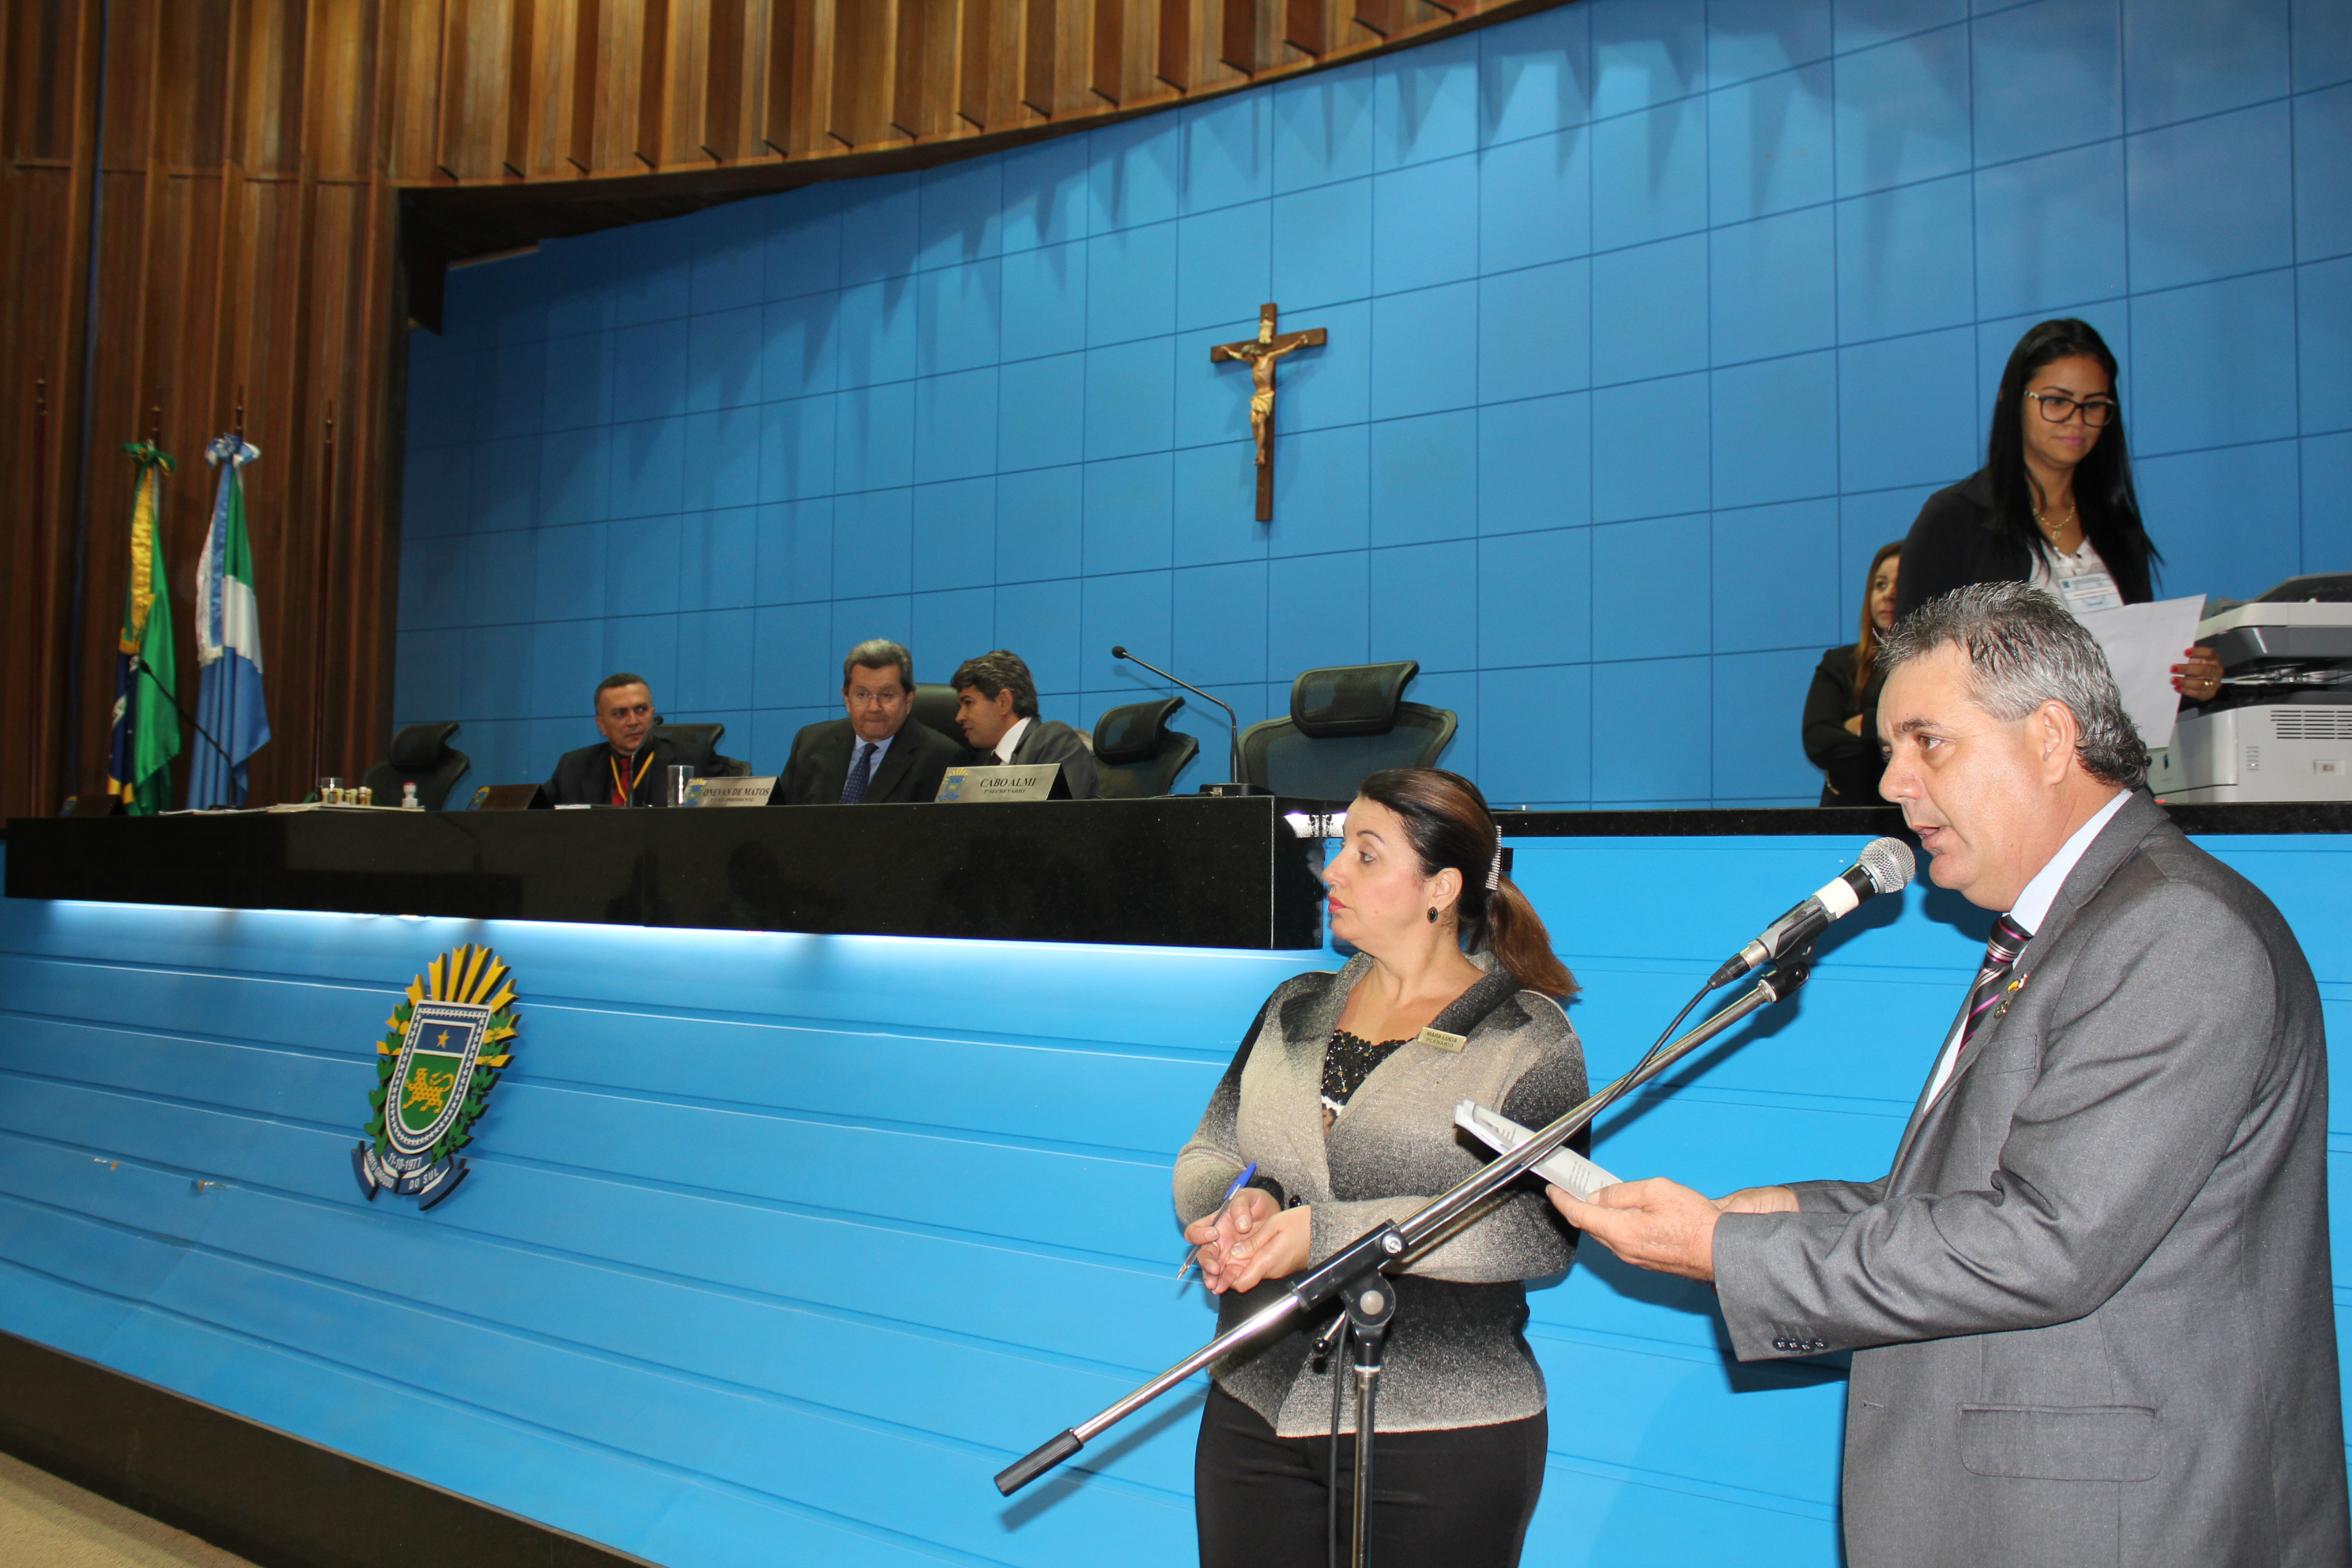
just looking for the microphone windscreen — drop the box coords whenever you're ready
[1856,836,1916,895]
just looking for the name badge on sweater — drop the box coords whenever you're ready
[1416,1026,1466,1052]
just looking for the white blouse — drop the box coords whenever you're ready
[2027,532,2124,613]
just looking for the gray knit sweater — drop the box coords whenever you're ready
[1173,952,1588,1437]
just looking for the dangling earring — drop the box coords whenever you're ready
[1426,906,1439,924]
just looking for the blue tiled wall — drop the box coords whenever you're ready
[396,0,2352,808]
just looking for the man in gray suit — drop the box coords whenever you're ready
[1554,583,2347,1567]
[949,649,1099,799]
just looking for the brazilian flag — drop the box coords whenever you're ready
[109,441,180,815]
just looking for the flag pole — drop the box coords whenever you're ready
[310,399,335,792]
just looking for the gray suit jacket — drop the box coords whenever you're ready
[1714,791,2347,1567]
[1003,718,1098,800]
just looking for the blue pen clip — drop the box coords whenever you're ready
[1177,1162,1259,1279]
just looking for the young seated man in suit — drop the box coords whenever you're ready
[767,638,963,805]
[544,672,711,806]
[949,650,1098,800]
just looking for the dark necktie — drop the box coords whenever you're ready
[1958,913,2032,1057]
[840,741,876,804]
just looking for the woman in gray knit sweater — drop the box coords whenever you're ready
[1177,768,1586,1567]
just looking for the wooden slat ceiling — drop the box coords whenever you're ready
[398,0,1565,323]
[0,0,1565,821]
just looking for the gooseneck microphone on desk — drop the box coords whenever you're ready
[129,653,239,777]
[1109,645,1266,796]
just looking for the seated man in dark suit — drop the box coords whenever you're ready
[949,650,1098,800]
[767,638,964,805]
[544,672,711,806]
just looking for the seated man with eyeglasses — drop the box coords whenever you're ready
[1894,316,2221,702]
[766,638,964,806]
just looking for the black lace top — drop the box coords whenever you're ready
[1322,1028,1410,1129]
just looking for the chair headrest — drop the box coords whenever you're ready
[388,721,460,772]
[1094,696,1185,764]
[910,683,966,746]
[651,723,724,768]
[1290,662,1418,738]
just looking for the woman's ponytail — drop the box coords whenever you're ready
[1482,875,1577,998]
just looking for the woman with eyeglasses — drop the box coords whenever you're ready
[1895,317,2221,700]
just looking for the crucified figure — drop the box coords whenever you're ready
[1211,303,1327,521]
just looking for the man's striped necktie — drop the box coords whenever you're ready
[1959,913,2033,1057]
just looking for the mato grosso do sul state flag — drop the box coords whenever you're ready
[109,440,180,815]
[188,435,270,807]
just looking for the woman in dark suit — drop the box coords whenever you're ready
[1803,542,1901,804]
[1896,318,2220,700]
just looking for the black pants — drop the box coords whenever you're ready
[1194,1384,1546,1567]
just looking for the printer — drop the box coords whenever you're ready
[2147,573,2352,804]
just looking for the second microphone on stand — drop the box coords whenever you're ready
[1109,646,1264,796]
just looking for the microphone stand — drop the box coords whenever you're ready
[1109,645,1265,796]
[129,653,239,779]
[994,947,1818,1567]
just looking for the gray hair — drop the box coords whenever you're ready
[1879,582,2146,788]
[840,638,915,692]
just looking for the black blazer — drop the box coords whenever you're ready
[767,717,964,805]
[1896,468,2154,620]
[544,735,708,807]
[999,718,1099,800]
[1801,646,1884,806]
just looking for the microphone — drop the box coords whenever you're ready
[1706,836,1916,988]
[1109,646,1263,796]
[128,654,240,776]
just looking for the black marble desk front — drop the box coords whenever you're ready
[2,798,1335,950]
[7,798,2338,951]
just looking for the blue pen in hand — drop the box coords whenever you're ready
[1177,1162,1259,1280]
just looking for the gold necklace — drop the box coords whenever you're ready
[2033,500,2079,546]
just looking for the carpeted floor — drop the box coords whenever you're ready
[0,1450,257,1568]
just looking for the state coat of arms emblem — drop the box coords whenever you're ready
[352,944,519,1209]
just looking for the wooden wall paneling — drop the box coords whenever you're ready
[1218,0,1257,73]
[890,0,933,139]
[954,0,995,129]
[566,0,600,171]
[633,0,670,167]
[384,0,444,180]
[1088,0,1123,104]
[803,0,842,148]
[1155,0,1191,88]
[824,0,891,147]
[702,0,747,158]
[761,0,807,153]
[1019,0,1056,117]
[662,0,704,163]
[587,0,637,172]
[1283,0,1327,54]
[501,0,538,176]
[5,6,97,821]
[1351,1,1400,39]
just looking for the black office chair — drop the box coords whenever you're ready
[651,722,752,778]
[910,683,977,760]
[1092,697,1200,799]
[360,721,473,809]
[1236,662,1456,800]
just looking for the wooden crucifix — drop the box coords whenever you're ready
[1211,303,1326,521]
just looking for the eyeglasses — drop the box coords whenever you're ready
[2023,390,2118,427]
